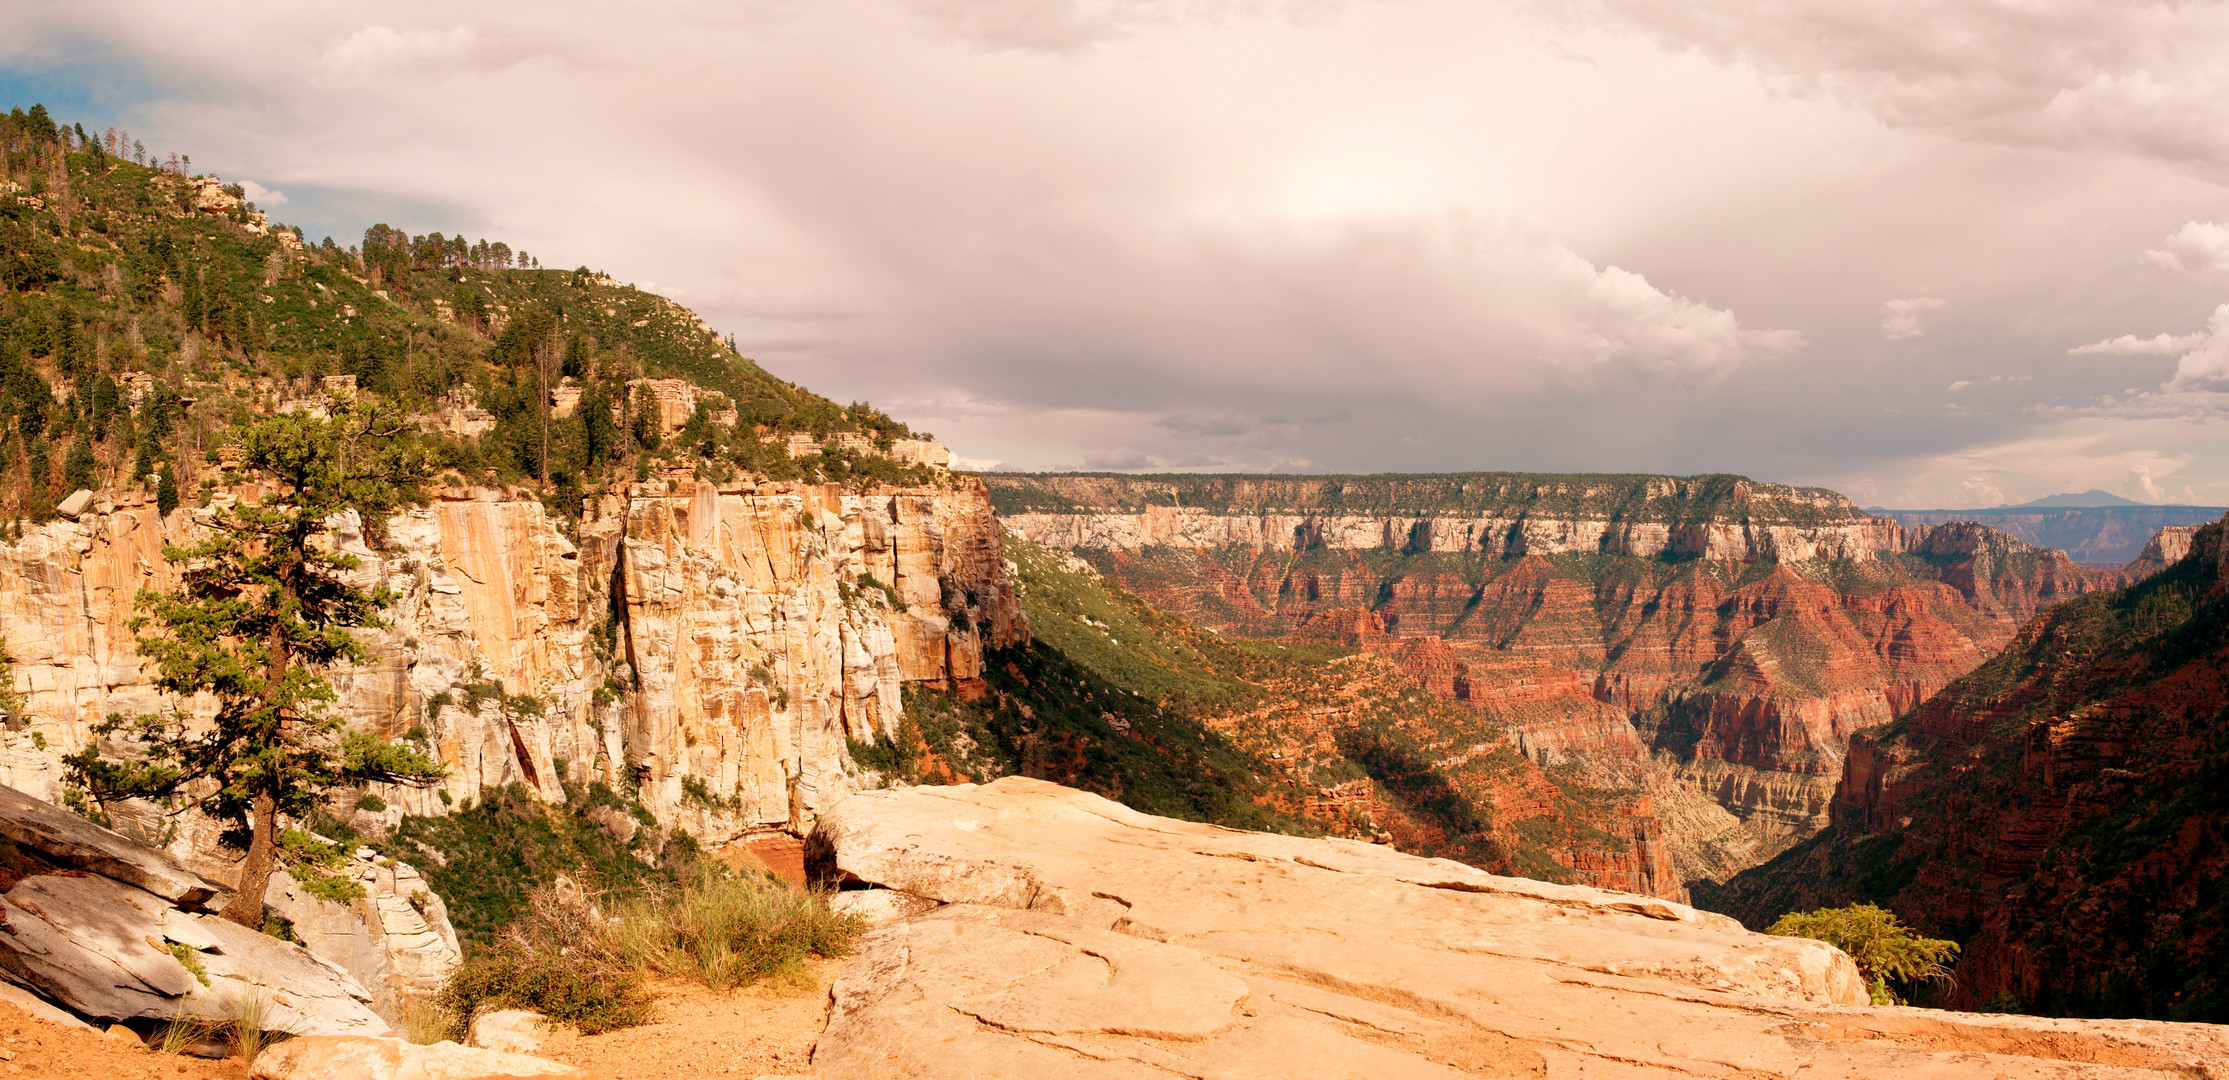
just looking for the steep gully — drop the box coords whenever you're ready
[989,474,2180,900]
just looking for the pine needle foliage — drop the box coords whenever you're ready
[1769,902,1958,1004]
[65,399,445,927]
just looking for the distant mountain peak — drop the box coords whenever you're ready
[2003,490,2143,508]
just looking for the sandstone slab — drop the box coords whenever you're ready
[250,1035,584,1080]
[811,778,2229,1079]
[0,783,220,904]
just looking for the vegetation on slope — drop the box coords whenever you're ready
[862,536,1653,885]
[0,102,936,531]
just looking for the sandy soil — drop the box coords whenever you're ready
[0,955,840,1080]
[534,960,840,1079]
[0,1004,249,1079]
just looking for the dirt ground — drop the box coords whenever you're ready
[536,960,840,1079]
[0,1005,249,1079]
[0,956,840,1080]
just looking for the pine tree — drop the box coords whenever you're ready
[61,429,95,494]
[67,400,444,928]
[155,462,180,515]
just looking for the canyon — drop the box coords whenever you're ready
[1705,515,2229,1020]
[987,472,2146,895]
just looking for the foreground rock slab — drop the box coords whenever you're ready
[251,1035,585,1079]
[812,778,2229,1079]
[0,784,388,1035]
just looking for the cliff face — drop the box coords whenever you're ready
[985,473,2136,890]
[0,479,1024,845]
[1702,515,2229,1019]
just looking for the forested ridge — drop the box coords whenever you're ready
[0,101,937,528]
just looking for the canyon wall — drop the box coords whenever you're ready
[1706,516,2229,1018]
[986,473,2138,888]
[0,478,1024,846]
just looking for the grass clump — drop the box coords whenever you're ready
[1770,902,1958,1005]
[605,866,868,990]
[436,866,867,1037]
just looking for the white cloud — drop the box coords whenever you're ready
[2168,303,2229,389]
[2144,221,2229,274]
[2069,331,2207,355]
[2125,463,2167,502]
[1577,0,2229,181]
[18,0,2229,485]
[320,25,477,83]
[1957,476,2004,507]
[239,179,287,207]
[1879,295,1947,340]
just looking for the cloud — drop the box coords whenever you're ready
[2168,304,2229,389]
[238,179,287,207]
[2069,331,2208,355]
[320,25,477,83]
[2125,463,2167,502]
[1957,476,2004,508]
[2144,221,2229,274]
[1575,0,2229,181]
[15,0,2229,497]
[1880,295,1947,340]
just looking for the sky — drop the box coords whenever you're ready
[7,0,2229,507]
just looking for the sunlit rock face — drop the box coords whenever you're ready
[0,477,1025,842]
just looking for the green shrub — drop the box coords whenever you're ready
[1769,903,1958,1004]
[602,866,868,990]
[437,945,650,1036]
[433,866,867,1035]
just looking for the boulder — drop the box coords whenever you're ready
[809,778,2229,1079]
[0,784,220,904]
[466,1009,545,1055]
[250,1035,584,1079]
[53,490,92,521]
[0,867,389,1034]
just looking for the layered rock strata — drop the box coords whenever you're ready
[0,477,1023,842]
[808,778,2229,1078]
[1707,515,2229,1017]
[987,473,2138,890]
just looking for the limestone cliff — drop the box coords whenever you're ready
[0,478,1023,843]
[986,472,2139,890]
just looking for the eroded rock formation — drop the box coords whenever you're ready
[807,777,2229,1078]
[987,473,2139,890]
[0,476,1023,844]
[1706,513,2229,1018]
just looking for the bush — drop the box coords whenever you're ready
[603,866,868,990]
[434,865,867,1035]
[1769,902,1958,1005]
[438,945,650,1036]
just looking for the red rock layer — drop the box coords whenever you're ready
[1708,520,2229,1017]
